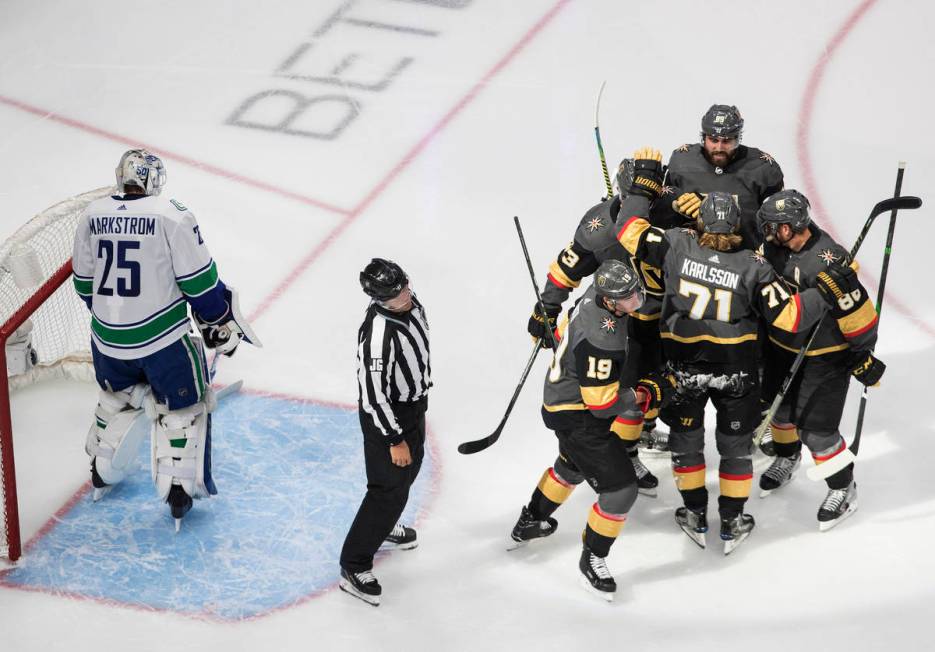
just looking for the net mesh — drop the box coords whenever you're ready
[1,186,112,559]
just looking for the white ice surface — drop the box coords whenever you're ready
[2,0,934,650]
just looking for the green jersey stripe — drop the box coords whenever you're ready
[182,333,206,398]
[178,261,219,297]
[73,276,93,296]
[91,302,189,346]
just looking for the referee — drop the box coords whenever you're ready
[339,258,432,606]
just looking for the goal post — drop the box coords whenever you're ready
[0,187,113,562]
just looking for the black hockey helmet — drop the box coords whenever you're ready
[614,158,635,197]
[757,190,811,239]
[701,104,744,140]
[699,191,741,235]
[360,258,408,300]
[594,259,643,301]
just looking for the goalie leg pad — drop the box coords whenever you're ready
[86,384,152,486]
[152,402,217,500]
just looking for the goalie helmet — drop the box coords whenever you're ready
[613,158,635,197]
[360,258,408,300]
[115,149,166,196]
[756,189,811,239]
[699,191,741,235]
[701,104,744,140]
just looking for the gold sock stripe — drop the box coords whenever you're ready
[673,464,706,491]
[719,472,752,498]
[538,468,574,504]
[587,503,626,538]
[771,423,799,444]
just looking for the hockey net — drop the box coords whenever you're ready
[0,187,112,562]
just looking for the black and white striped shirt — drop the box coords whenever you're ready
[357,295,432,442]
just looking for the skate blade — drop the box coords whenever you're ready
[578,575,615,602]
[637,447,671,458]
[174,518,182,533]
[92,486,112,502]
[637,486,658,498]
[819,503,857,532]
[679,526,707,549]
[722,531,752,555]
[339,580,380,606]
[506,536,530,552]
[758,487,774,498]
[380,540,418,551]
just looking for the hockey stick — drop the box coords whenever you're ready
[456,216,555,454]
[807,164,917,481]
[594,81,614,199]
[457,339,542,455]
[754,192,922,448]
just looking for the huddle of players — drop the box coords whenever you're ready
[511,105,884,601]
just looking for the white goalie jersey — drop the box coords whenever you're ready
[72,193,227,360]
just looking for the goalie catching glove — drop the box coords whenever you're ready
[628,147,665,200]
[634,370,676,413]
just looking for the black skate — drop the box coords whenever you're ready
[817,481,857,532]
[382,523,418,550]
[638,424,670,456]
[759,452,801,497]
[675,506,708,549]
[507,506,557,551]
[720,513,755,555]
[632,456,659,498]
[167,485,193,533]
[578,545,616,602]
[339,567,382,606]
[90,459,112,503]
[758,424,775,457]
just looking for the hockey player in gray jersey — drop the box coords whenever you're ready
[510,260,675,601]
[756,190,882,530]
[528,157,681,487]
[667,104,784,250]
[72,149,260,529]
[615,150,862,553]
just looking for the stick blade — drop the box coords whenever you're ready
[874,195,922,216]
[457,437,495,455]
[806,449,857,481]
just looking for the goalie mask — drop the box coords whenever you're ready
[116,149,166,196]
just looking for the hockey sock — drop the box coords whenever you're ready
[583,504,626,558]
[611,415,642,444]
[529,468,574,519]
[673,455,707,510]
[719,458,752,517]
[825,463,854,491]
[771,423,801,457]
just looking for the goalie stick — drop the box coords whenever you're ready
[807,164,918,481]
[755,192,922,449]
[457,216,553,454]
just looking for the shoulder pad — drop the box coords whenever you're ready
[169,198,188,212]
[674,143,692,153]
[677,227,698,239]
[815,246,849,267]
[758,151,777,166]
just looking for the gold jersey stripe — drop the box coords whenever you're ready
[644,407,659,420]
[837,299,878,338]
[538,468,575,504]
[662,332,758,345]
[542,402,587,412]
[611,418,641,442]
[768,336,849,356]
[630,311,661,321]
[548,260,580,289]
[581,382,619,409]
[587,504,626,538]
[617,216,650,256]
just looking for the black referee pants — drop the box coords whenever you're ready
[340,398,426,573]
